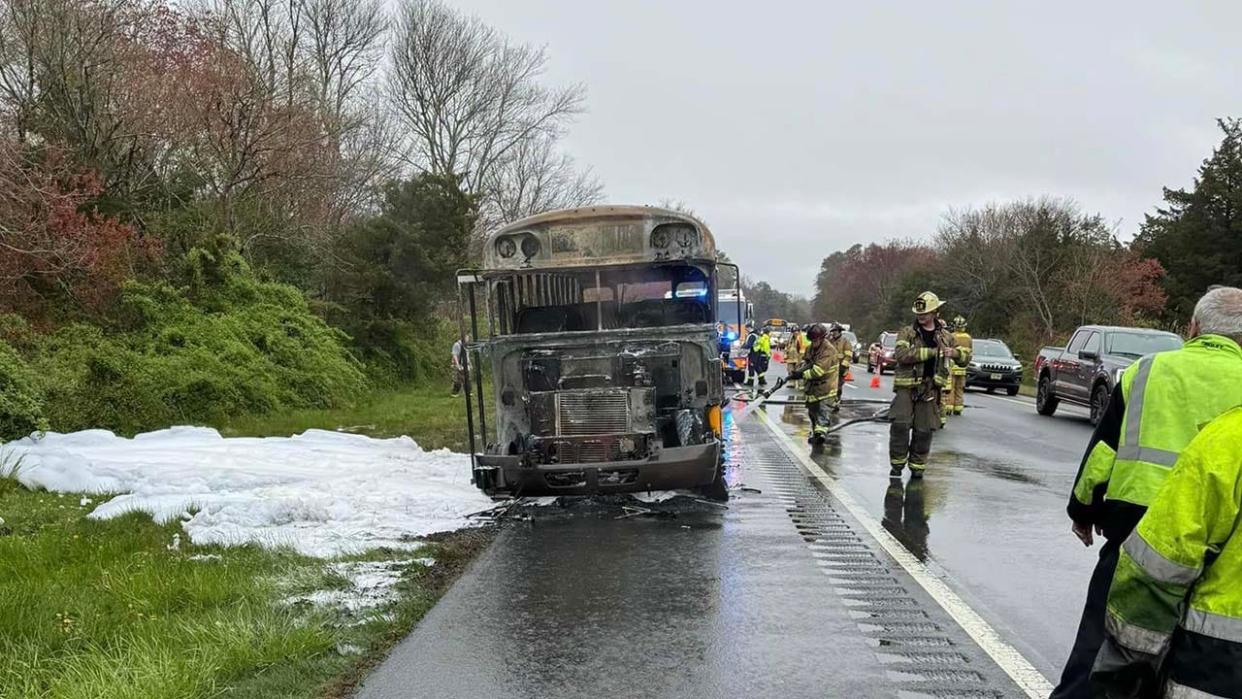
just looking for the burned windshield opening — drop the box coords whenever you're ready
[491,263,714,335]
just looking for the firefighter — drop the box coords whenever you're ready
[1051,286,1242,699]
[942,315,973,421]
[889,291,965,479]
[829,323,853,412]
[784,326,808,390]
[787,323,839,444]
[1090,407,1242,698]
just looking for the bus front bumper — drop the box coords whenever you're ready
[472,442,721,497]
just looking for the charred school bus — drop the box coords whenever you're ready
[456,206,737,498]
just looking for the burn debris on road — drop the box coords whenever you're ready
[465,491,744,524]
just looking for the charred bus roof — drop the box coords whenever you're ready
[481,205,717,272]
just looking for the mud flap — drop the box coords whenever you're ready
[696,448,729,502]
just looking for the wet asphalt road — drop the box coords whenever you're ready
[767,365,1098,681]
[358,365,1099,698]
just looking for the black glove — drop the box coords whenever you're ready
[788,369,804,380]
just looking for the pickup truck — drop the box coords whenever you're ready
[1034,325,1183,425]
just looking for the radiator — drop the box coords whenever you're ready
[557,390,630,436]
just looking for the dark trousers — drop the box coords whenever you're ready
[1051,537,1123,699]
[747,354,769,386]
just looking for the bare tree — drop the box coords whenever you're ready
[300,0,385,127]
[198,0,395,240]
[482,133,603,225]
[387,0,586,195]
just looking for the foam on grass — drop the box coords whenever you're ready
[1,427,493,557]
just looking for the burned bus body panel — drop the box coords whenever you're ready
[460,206,726,497]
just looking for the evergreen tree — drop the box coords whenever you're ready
[1136,119,1242,319]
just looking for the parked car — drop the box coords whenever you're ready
[1035,325,1183,425]
[965,338,1023,395]
[867,332,898,374]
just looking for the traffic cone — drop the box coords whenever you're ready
[844,370,853,382]
[870,375,881,389]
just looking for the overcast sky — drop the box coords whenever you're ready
[450,0,1241,296]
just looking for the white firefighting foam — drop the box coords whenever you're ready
[1,427,493,557]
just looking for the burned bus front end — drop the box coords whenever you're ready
[478,329,723,495]
[458,206,727,498]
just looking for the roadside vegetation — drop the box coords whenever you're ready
[220,384,470,452]
[811,120,1242,366]
[0,0,601,444]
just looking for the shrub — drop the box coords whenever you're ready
[0,339,47,441]
[29,250,368,435]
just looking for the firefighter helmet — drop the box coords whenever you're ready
[807,323,828,341]
[953,315,967,331]
[912,291,945,315]
[829,323,844,336]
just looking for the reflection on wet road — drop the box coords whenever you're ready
[762,365,1096,681]
[883,479,930,562]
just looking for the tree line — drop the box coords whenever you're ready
[811,119,1242,363]
[0,0,603,440]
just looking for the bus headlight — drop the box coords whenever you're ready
[496,236,516,258]
[520,234,541,259]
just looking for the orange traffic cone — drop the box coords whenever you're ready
[870,375,881,389]
[844,370,853,382]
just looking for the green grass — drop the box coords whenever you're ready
[217,383,473,451]
[0,385,493,699]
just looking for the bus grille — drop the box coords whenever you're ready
[558,390,629,435]
[576,442,615,463]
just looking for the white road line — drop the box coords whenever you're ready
[978,394,1032,408]
[973,392,1091,416]
[754,408,1054,699]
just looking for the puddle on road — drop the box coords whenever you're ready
[932,450,1045,486]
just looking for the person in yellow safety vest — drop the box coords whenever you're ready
[787,323,840,445]
[829,323,853,412]
[748,327,772,387]
[1049,286,1242,699]
[1091,407,1242,699]
[941,315,973,423]
[889,291,966,479]
[784,326,808,390]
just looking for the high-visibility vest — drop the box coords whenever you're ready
[1103,407,1242,697]
[1073,334,1242,509]
[754,334,771,357]
[950,332,972,376]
